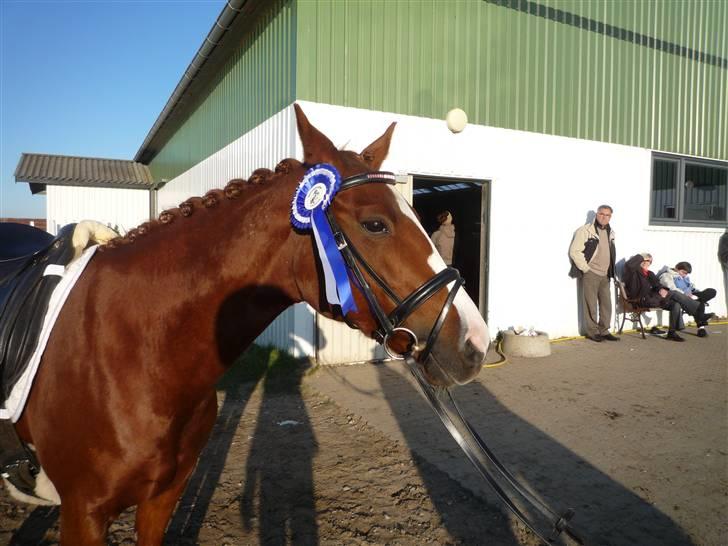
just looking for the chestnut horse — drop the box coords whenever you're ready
[11,104,490,545]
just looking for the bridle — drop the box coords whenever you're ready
[323,170,464,363]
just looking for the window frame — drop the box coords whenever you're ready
[649,152,728,227]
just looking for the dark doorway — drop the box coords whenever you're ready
[412,177,490,319]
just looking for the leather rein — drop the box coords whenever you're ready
[321,170,587,545]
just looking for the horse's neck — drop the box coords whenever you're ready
[94,179,307,373]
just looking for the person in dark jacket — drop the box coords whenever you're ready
[623,253,713,341]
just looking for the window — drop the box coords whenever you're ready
[650,153,727,226]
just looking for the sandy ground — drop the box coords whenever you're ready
[1,324,726,545]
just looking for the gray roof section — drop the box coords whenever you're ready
[15,153,154,192]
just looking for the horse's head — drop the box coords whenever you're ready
[292,105,490,387]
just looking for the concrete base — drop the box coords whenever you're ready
[501,330,551,358]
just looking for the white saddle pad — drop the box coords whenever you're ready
[0,245,98,422]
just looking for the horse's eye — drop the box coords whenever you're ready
[361,219,389,234]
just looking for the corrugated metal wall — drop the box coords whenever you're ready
[155,107,295,212]
[154,105,315,358]
[148,0,296,183]
[296,0,727,160]
[46,186,149,235]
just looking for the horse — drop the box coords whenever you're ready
[8,104,490,545]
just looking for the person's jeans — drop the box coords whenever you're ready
[663,291,704,330]
[693,288,716,304]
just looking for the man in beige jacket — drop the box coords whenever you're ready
[569,205,618,342]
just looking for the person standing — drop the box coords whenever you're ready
[431,211,455,266]
[569,205,618,342]
[719,229,728,311]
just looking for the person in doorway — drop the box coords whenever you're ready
[431,211,455,266]
[624,253,713,341]
[569,205,618,342]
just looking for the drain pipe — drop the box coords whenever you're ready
[148,179,168,221]
[135,0,247,164]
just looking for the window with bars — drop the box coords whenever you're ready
[650,153,727,227]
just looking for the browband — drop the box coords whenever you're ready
[339,171,397,191]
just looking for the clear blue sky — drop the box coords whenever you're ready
[0,0,224,219]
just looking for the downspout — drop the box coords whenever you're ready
[134,0,248,164]
[148,179,167,221]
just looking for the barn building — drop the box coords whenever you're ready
[15,0,727,362]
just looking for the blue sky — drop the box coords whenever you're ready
[0,0,224,219]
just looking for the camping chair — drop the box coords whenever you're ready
[614,280,662,339]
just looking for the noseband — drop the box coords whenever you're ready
[323,171,464,362]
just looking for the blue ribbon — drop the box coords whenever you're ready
[291,164,358,315]
[311,207,357,315]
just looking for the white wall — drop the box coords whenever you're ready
[296,101,727,338]
[156,101,725,362]
[46,186,149,235]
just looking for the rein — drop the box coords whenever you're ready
[405,354,585,545]
[321,170,587,546]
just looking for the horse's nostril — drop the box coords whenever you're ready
[464,338,486,367]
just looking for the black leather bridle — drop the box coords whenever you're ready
[324,171,464,363]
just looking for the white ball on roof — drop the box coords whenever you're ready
[446,108,468,133]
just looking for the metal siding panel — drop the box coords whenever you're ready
[295,0,724,160]
[46,186,149,235]
[149,0,296,183]
[154,106,305,355]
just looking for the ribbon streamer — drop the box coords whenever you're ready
[291,164,358,315]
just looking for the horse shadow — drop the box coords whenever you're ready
[373,357,696,545]
[236,345,319,545]
[164,341,320,545]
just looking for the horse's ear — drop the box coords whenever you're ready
[294,103,338,164]
[360,122,396,170]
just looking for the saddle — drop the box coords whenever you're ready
[0,222,77,498]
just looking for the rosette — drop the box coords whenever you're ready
[290,164,357,315]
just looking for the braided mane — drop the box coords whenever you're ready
[100,158,302,250]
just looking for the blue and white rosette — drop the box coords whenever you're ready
[291,164,358,315]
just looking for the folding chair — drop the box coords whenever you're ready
[614,280,662,339]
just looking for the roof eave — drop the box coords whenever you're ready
[134,0,267,165]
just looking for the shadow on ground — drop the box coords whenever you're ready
[373,360,697,546]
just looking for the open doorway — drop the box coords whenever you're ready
[412,176,490,320]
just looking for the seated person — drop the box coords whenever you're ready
[659,261,716,304]
[624,253,713,341]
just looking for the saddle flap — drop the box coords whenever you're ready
[0,224,53,262]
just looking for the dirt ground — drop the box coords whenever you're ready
[1,325,726,545]
[0,361,537,546]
